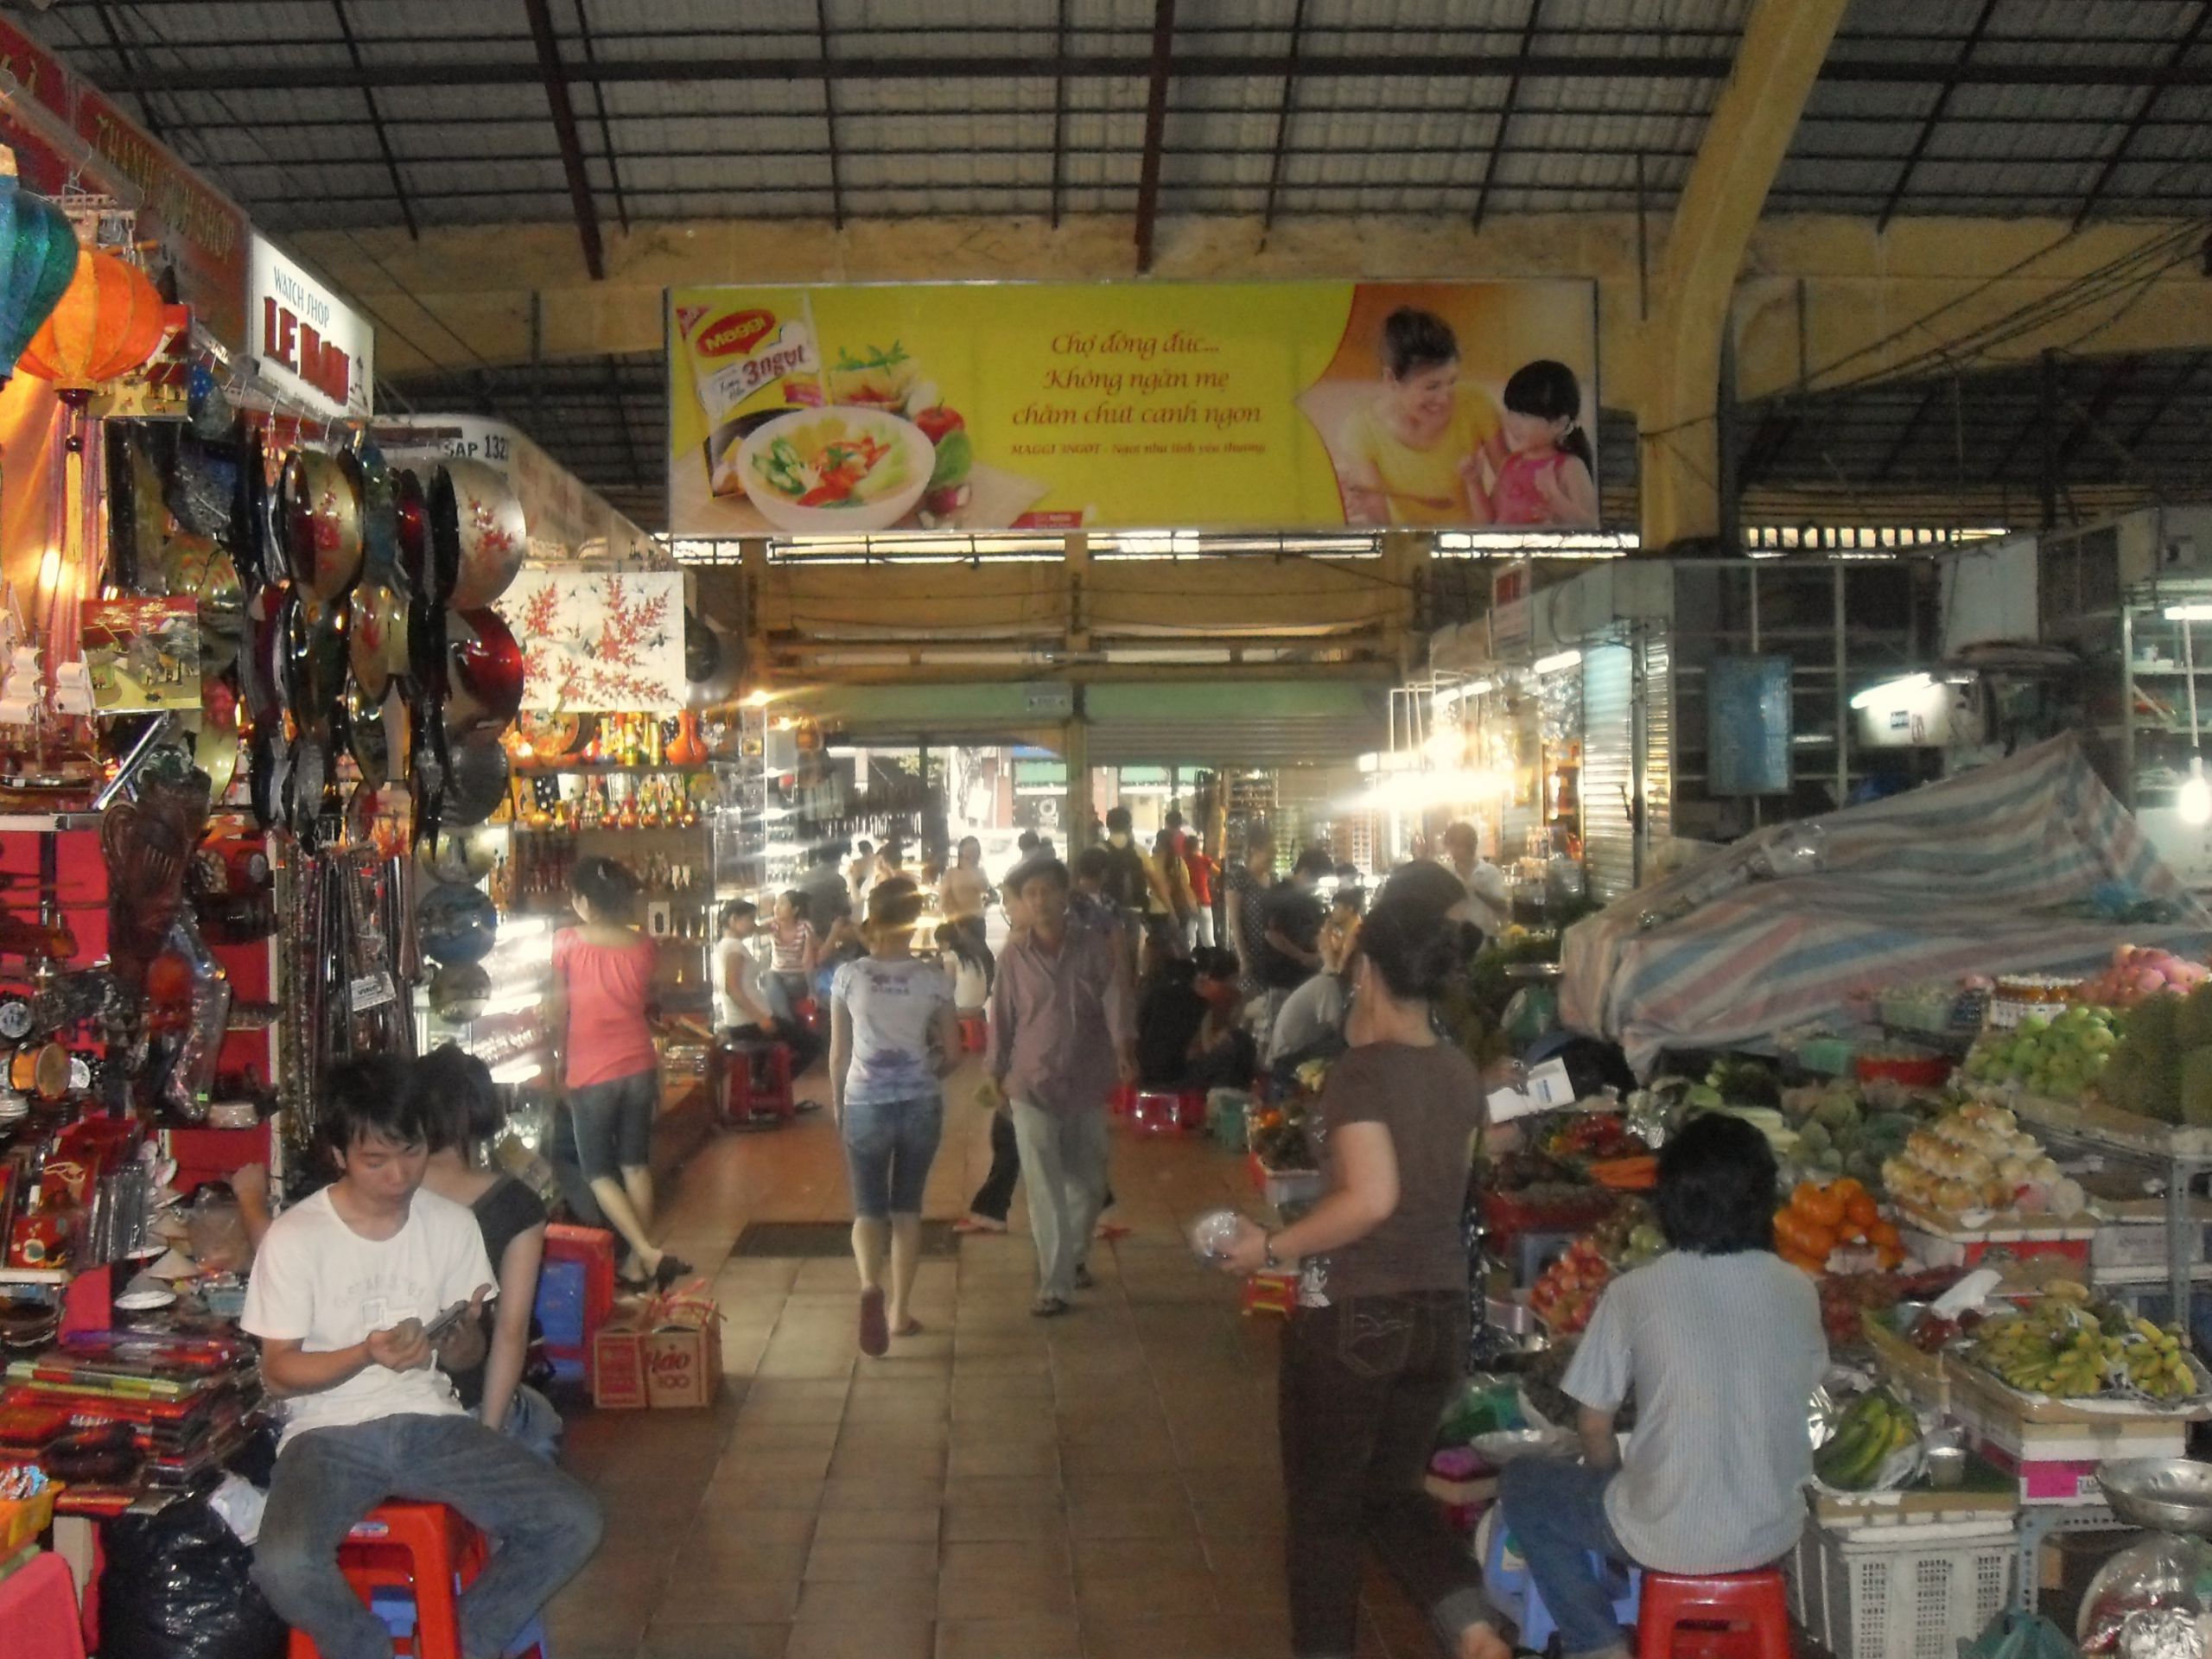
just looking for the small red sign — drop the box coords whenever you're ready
[696,310,776,359]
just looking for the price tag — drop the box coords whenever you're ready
[350,972,397,1013]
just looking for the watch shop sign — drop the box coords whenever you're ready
[248,235,373,420]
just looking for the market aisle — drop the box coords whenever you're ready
[542,1061,1451,1659]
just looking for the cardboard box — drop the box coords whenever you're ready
[1944,1356,2193,1503]
[589,1281,722,1410]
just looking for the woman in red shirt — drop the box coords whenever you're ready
[551,856,689,1289]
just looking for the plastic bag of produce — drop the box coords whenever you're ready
[99,1494,289,1659]
[2079,1533,2212,1657]
[1810,1385,1923,1493]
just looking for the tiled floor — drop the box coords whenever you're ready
[546,1060,1448,1659]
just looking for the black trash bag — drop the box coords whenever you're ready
[99,1494,289,1659]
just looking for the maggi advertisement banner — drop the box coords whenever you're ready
[666,281,1597,537]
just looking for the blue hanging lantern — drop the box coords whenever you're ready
[0,148,80,384]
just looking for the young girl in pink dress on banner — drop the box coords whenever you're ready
[1467,359,1600,529]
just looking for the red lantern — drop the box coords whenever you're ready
[20,245,171,396]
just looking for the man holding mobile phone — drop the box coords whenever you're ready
[244,1058,601,1659]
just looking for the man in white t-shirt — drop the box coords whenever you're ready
[245,1058,602,1659]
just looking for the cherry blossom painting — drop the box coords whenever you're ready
[503,569,686,712]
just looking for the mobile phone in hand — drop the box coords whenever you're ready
[421,1300,471,1343]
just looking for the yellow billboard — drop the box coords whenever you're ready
[666,280,1598,537]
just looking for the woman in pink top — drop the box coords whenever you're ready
[550,856,689,1289]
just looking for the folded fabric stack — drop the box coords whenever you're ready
[3,1329,261,1491]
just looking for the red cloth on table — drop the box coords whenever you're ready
[0,1552,87,1659]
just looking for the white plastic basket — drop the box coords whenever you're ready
[1786,1518,2016,1659]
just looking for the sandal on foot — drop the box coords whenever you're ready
[859,1287,890,1357]
[1073,1264,1095,1291]
[952,1214,1007,1235]
[890,1317,925,1338]
[652,1255,693,1291]
[1030,1295,1071,1318]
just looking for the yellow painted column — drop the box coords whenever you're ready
[1638,0,1850,554]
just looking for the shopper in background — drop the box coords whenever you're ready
[765,890,819,1021]
[1214,896,1491,1659]
[939,835,995,957]
[802,842,854,928]
[245,1058,601,1659]
[957,873,1029,1238]
[1440,822,1510,939]
[830,880,959,1356]
[415,1044,559,1459]
[1149,825,1196,953]
[1487,1115,1826,1659]
[937,920,994,1017]
[1267,890,1363,1072]
[1183,834,1220,950]
[848,839,875,906]
[985,858,1135,1316]
[1097,806,1157,918]
[1258,848,1335,1043]
[550,857,687,1291]
[1224,827,1277,1001]
[1318,880,1366,972]
[715,899,823,1081]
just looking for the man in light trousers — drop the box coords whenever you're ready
[986,858,1135,1318]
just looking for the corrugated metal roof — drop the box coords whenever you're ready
[22,0,2211,518]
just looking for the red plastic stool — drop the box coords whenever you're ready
[798,996,823,1034]
[1132,1088,1205,1135]
[718,1040,794,1124]
[283,1502,549,1659]
[1635,1568,1791,1659]
[1109,1080,1138,1116]
[957,1013,989,1054]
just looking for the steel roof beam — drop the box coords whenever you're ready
[1049,0,1068,226]
[2075,0,2211,226]
[331,0,418,238]
[522,0,607,280]
[814,0,844,230]
[1470,0,1544,232]
[1258,0,1307,232]
[1133,0,1176,272]
[87,0,167,137]
[572,0,630,232]
[1875,0,1995,232]
[80,49,2212,92]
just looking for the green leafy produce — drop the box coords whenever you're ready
[927,428,973,491]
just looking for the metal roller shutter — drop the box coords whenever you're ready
[1642,632,1673,861]
[1581,644,1637,902]
[1082,682,1389,768]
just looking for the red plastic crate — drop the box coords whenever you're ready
[541,1224,616,1360]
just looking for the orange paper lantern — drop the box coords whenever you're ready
[20,245,169,395]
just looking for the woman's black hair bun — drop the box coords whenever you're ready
[1356,895,1470,1001]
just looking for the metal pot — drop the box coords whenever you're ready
[279,449,363,601]
[349,581,408,700]
[435,460,528,609]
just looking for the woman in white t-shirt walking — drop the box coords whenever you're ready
[829,877,959,1357]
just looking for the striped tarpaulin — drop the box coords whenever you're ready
[1559,734,2212,1074]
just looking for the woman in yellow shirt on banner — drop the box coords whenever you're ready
[1338,307,1503,528]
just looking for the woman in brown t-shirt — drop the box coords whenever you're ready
[1221,895,1499,1659]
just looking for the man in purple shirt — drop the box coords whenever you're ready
[987,858,1136,1317]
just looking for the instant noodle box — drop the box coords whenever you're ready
[589,1281,722,1410]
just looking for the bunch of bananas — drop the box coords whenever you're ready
[2113,1316,2199,1401]
[1814,1389,1918,1491]
[1967,1282,2200,1402]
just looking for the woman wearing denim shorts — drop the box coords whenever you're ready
[828,878,959,1357]
[550,856,688,1292]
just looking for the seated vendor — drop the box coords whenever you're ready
[1136,946,1255,1091]
[244,1058,601,1659]
[1484,1114,1827,1659]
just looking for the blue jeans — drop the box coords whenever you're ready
[480,1383,562,1462]
[1496,1457,1633,1659]
[842,1092,943,1217]
[253,1412,602,1659]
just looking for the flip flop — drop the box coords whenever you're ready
[859,1287,889,1357]
[890,1318,925,1338]
[1094,1221,1134,1240]
[952,1215,1007,1236]
[652,1255,693,1291]
[1029,1295,1070,1319]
